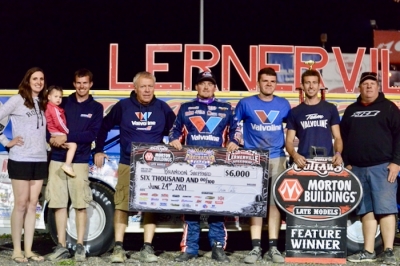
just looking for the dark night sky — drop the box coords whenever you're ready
[2,0,400,90]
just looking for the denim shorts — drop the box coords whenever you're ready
[351,163,398,215]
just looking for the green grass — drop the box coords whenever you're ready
[57,259,76,266]
[0,233,11,239]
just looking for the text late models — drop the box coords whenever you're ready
[273,158,363,221]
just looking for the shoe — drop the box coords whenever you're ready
[244,246,262,264]
[174,252,197,262]
[47,243,70,262]
[140,244,158,263]
[264,246,284,263]
[110,245,127,263]
[211,241,230,262]
[61,164,76,177]
[347,250,377,262]
[74,243,86,262]
[382,248,397,265]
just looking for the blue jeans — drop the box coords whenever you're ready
[352,163,398,215]
[179,214,226,255]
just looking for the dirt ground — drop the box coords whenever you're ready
[0,231,399,265]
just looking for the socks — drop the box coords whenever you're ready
[115,241,123,248]
[269,239,278,248]
[252,239,261,248]
[143,242,152,247]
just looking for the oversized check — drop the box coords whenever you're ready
[128,143,269,217]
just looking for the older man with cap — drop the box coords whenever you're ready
[341,72,400,264]
[169,71,239,263]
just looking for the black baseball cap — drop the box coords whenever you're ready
[359,72,378,85]
[196,71,216,85]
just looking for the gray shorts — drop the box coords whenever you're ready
[46,160,92,209]
[352,163,398,215]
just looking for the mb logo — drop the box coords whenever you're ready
[278,179,303,201]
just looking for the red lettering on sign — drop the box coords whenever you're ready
[109,43,390,93]
[332,47,365,93]
[184,44,220,91]
[221,45,257,91]
[147,44,182,90]
[259,45,294,92]
[381,49,400,94]
[109,44,132,90]
[294,46,329,89]
[370,48,379,73]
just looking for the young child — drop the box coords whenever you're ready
[45,86,77,177]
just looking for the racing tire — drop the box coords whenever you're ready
[347,219,383,255]
[47,182,115,256]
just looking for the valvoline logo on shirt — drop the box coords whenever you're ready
[135,112,152,120]
[132,112,156,127]
[189,116,222,142]
[254,110,278,124]
[189,116,222,133]
[252,110,281,131]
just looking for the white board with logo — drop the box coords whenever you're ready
[128,143,269,217]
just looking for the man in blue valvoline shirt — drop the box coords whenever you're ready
[169,71,239,263]
[47,69,104,262]
[228,67,290,264]
[94,71,176,263]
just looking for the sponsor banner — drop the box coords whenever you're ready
[129,143,269,217]
[285,216,347,264]
[273,157,362,221]
[374,30,400,64]
[274,158,363,263]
